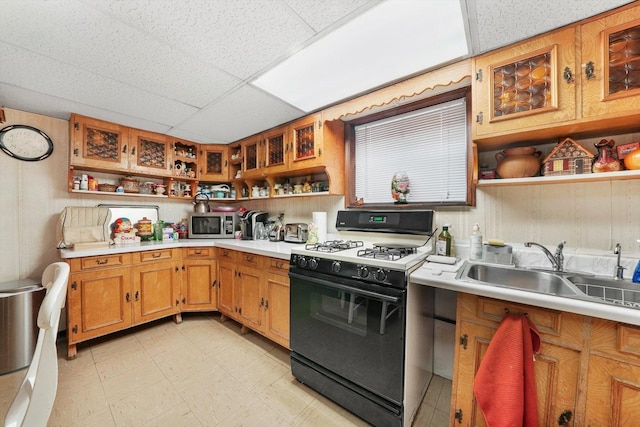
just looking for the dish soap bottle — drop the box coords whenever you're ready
[437,225,453,256]
[470,223,483,261]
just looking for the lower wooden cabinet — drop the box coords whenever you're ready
[67,250,181,359]
[263,258,290,348]
[67,257,134,355]
[131,249,181,324]
[217,249,290,349]
[585,319,640,426]
[452,294,584,426]
[180,247,218,311]
[66,247,290,359]
[451,293,640,427]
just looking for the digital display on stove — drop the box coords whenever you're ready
[369,215,387,223]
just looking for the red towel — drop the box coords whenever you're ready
[473,313,541,427]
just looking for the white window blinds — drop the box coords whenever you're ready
[354,97,467,204]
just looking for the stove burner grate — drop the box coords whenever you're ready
[357,245,418,261]
[305,240,364,253]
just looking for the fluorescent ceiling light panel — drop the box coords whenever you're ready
[253,0,468,112]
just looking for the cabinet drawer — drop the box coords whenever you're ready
[133,249,176,263]
[183,247,215,258]
[238,252,263,268]
[69,253,131,271]
[217,248,236,261]
[267,258,289,273]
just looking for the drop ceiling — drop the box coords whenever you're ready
[0,0,633,144]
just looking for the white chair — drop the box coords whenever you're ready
[3,262,70,427]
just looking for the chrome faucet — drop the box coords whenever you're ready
[524,241,566,272]
[614,243,625,280]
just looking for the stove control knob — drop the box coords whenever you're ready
[374,268,387,282]
[308,258,319,270]
[298,256,308,268]
[331,261,342,273]
[358,266,370,279]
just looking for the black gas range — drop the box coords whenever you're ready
[291,240,427,289]
[289,210,435,427]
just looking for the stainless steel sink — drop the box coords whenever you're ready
[565,275,640,309]
[456,263,580,296]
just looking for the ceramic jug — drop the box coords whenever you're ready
[495,147,542,178]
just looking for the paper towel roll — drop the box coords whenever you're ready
[312,212,327,243]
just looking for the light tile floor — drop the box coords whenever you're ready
[0,313,451,426]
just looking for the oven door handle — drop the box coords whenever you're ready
[289,272,401,304]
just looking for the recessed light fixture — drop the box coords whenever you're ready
[252,0,469,112]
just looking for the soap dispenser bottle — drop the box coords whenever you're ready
[470,223,483,261]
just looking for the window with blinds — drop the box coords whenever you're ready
[354,96,468,204]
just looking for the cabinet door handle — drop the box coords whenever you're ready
[476,112,483,125]
[152,252,161,258]
[182,297,186,304]
[126,292,130,302]
[264,299,268,310]
[176,299,180,306]
[96,258,108,265]
[260,297,264,307]
[122,144,127,154]
[276,261,283,269]
[131,146,136,155]
[584,61,595,79]
[135,291,139,301]
[557,409,572,426]
[212,280,217,288]
[563,66,574,83]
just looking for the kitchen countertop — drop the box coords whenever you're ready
[59,239,302,260]
[411,260,640,327]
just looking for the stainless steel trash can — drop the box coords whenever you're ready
[0,279,45,375]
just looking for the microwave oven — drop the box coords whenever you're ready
[188,212,238,239]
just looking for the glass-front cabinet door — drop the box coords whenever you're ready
[472,27,577,140]
[69,113,130,171]
[263,129,288,174]
[289,113,324,169]
[199,145,229,181]
[581,4,640,118]
[129,129,172,176]
[242,135,265,178]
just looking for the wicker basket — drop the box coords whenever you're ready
[98,184,117,192]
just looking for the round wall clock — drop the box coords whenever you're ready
[0,125,54,161]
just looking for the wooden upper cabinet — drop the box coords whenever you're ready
[199,144,229,181]
[289,113,325,170]
[69,113,130,171]
[263,128,288,174]
[581,4,640,119]
[241,135,266,178]
[472,26,577,142]
[128,129,172,176]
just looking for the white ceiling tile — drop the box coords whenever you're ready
[0,84,174,135]
[82,0,316,79]
[473,0,634,53]
[0,0,241,108]
[0,41,198,126]
[284,0,379,32]
[172,85,304,143]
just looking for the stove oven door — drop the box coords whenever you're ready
[289,270,406,408]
